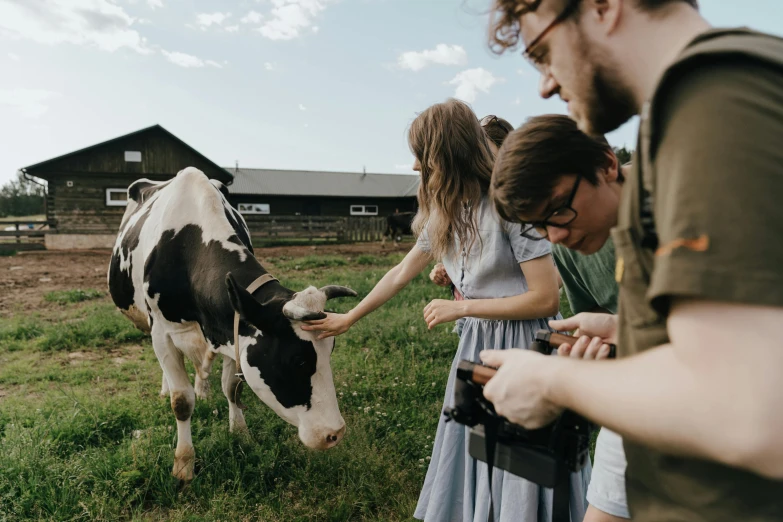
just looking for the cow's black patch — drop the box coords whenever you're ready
[109,205,154,311]
[246,331,316,410]
[120,204,153,261]
[144,224,283,347]
[223,207,253,253]
[108,253,135,311]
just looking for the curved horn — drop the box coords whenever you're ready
[282,301,327,322]
[319,285,358,300]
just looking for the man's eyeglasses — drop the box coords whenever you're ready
[520,175,581,240]
[522,0,581,73]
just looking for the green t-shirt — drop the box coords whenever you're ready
[552,239,618,315]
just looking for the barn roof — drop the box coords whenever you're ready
[226,167,420,198]
[22,124,233,184]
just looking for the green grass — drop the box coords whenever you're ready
[44,288,105,305]
[0,256,586,521]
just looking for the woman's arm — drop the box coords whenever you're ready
[302,245,432,339]
[423,254,561,328]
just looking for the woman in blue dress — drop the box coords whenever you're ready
[302,98,590,522]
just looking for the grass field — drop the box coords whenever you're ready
[0,250,577,521]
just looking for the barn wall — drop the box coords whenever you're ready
[229,195,416,216]
[48,174,171,235]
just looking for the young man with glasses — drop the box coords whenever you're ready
[493,114,629,522]
[480,1,783,521]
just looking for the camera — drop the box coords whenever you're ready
[443,329,616,488]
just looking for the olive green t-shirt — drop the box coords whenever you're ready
[552,240,617,315]
[615,29,783,522]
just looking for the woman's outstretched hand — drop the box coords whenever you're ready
[301,312,355,340]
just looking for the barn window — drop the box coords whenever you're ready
[106,188,129,207]
[350,205,378,216]
[124,151,142,162]
[237,203,270,215]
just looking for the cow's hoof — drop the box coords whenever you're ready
[194,377,209,400]
[229,419,249,436]
[172,448,195,482]
[159,389,169,399]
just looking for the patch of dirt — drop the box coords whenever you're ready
[0,251,111,317]
[0,243,409,318]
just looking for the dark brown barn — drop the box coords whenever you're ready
[22,124,419,249]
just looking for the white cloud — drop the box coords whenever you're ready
[0,88,60,118]
[196,12,231,29]
[225,25,239,32]
[395,164,414,171]
[147,0,163,9]
[241,10,264,24]
[258,0,331,41]
[514,97,521,105]
[304,123,309,128]
[398,44,467,72]
[448,68,502,103]
[299,103,306,111]
[312,25,319,33]
[0,0,152,54]
[8,52,20,61]
[264,61,275,70]
[162,50,222,68]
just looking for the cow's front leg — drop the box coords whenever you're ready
[221,355,248,434]
[152,328,196,482]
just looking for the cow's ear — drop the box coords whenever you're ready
[226,273,285,334]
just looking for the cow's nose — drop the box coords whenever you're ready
[325,424,346,448]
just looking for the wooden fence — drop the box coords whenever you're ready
[240,215,388,243]
[0,221,48,243]
[0,220,49,252]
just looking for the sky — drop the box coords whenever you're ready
[1,0,782,186]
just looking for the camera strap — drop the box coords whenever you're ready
[484,415,499,522]
[552,465,570,522]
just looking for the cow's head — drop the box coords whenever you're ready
[226,274,356,450]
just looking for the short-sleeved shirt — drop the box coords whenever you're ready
[552,239,618,315]
[613,28,783,522]
[417,197,552,300]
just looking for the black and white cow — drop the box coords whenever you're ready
[107,167,356,482]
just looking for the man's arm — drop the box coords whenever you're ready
[548,299,783,479]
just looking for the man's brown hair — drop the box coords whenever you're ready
[490,114,615,222]
[488,0,699,54]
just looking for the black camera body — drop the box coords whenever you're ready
[443,329,614,488]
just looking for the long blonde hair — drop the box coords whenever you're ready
[409,98,495,260]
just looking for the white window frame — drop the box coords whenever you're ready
[350,204,378,216]
[237,203,270,215]
[124,151,142,162]
[106,188,129,207]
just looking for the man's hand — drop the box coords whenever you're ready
[429,263,452,287]
[549,313,618,343]
[557,334,614,360]
[423,299,465,329]
[480,349,564,429]
[301,312,355,340]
